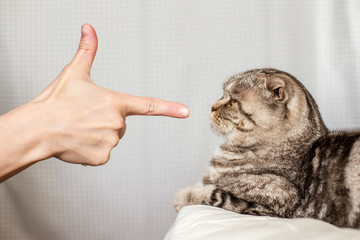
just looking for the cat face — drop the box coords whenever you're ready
[210,68,321,147]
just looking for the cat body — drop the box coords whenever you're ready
[174,68,360,228]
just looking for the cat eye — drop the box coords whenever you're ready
[226,99,237,107]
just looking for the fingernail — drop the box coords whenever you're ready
[81,24,90,36]
[179,107,190,117]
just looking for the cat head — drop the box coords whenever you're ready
[210,68,327,147]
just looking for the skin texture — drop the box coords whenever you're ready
[174,68,360,228]
[0,24,189,182]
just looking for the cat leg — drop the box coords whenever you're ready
[173,185,250,213]
[201,188,276,216]
[173,185,217,212]
[201,188,249,213]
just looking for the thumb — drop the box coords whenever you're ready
[70,24,98,74]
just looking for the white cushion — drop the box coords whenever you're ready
[165,205,360,240]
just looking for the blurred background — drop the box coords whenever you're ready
[0,0,359,239]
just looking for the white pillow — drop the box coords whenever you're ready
[165,205,360,240]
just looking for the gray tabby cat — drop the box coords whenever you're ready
[174,68,360,228]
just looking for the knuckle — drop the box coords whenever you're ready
[107,108,125,131]
[145,97,158,114]
[78,40,92,52]
[108,132,120,148]
[62,63,79,76]
[62,64,73,73]
[92,151,111,166]
[114,119,125,130]
[110,114,125,130]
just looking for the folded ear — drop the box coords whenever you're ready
[265,76,287,102]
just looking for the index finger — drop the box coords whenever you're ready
[122,93,190,118]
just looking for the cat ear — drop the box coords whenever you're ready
[265,76,287,102]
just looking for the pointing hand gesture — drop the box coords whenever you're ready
[0,24,189,181]
[32,24,189,166]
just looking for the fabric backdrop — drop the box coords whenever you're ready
[0,1,359,239]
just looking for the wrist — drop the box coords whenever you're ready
[0,101,54,181]
[19,101,55,162]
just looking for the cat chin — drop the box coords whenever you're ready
[210,120,234,140]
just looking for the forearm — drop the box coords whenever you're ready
[0,23,190,182]
[0,102,52,182]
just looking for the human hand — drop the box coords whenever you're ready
[31,24,189,166]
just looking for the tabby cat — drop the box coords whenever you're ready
[174,68,360,228]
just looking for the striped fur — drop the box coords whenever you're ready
[174,68,360,228]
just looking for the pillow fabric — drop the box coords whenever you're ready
[165,205,360,240]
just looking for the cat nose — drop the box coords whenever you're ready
[212,96,229,112]
[211,101,223,112]
[211,105,219,112]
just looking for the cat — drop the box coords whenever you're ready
[174,68,360,228]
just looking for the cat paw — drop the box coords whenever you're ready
[173,185,217,212]
[173,187,199,212]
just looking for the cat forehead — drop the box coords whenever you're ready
[223,72,265,92]
[222,68,297,93]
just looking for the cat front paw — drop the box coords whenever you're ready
[173,185,216,212]
[173,187,199,212]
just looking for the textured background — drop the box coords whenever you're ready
[0,1,359,239]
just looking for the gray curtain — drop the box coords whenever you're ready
[0,1,359,239]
